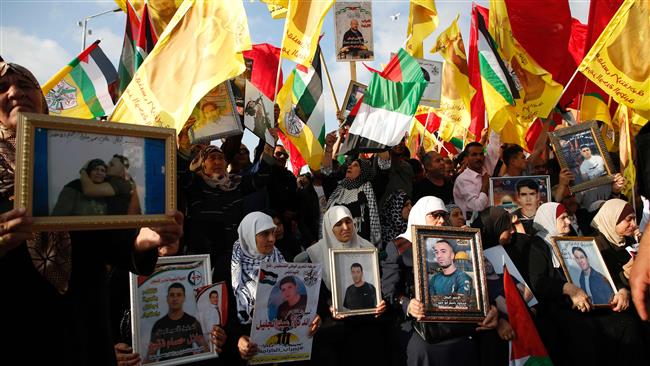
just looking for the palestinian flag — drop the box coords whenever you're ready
[505,266,553,366]
[135,2,157,69]
[294,46,325,146]
[42,40,118,119]
[259,269,279,286]
[117,1,157,98]
[341,48,427,153]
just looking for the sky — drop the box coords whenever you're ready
[0,0,591,152]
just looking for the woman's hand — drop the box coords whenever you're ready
[611,288,630,312]
[114,343,140,366]
[496,318,515,341]
[375,299,386,318]
[0,208,34,258]
[564,283,592,312]
[476,305,498,331]
[308,315,321,337]
[210,325,227,353]
[407,298,425,321]
[237,336,258,360]
[135,211,183,254]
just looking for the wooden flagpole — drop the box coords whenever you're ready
[320,51,341,114]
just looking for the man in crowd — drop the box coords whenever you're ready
[343,263,377,310]
[512,179,542,234]
[453,142,492,219]
[414,151,454,204]
[502,144,528,177]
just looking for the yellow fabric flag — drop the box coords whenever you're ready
[405,0,439,58]
[110,0,251,132]
[406,115,438,157]
[280,0,334,67]
[617,105,636,200]
[432,16,474,142]
[578,0,650,120]
[114,0,182,37]
[277,71,323,171]
[260,0,289,19]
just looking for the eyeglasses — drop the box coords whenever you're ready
[275,152,289,159]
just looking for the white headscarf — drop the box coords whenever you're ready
[231,212,284,324]
[533,202,563,267]
[398,196,447,243]
[307,206,373,290]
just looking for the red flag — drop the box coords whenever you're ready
[243,43,284,100]
[279,131,307,176]
[468,3,488,140]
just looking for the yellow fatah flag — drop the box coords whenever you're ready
[617,105,636,200]
[280,0,334,67]
[578,0,650,120]
[406,115,438,157]
[276,71,323,171]
[260,0,289,19]
[488,0,563,144]
[110,0,251,132]
[115,0,182,37]
[406,0,439,58]
[432,16,474,142]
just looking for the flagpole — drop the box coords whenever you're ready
[548,66,581,118]
[320,51,340,114]
[420,111,432,147]
[274,5,291,104]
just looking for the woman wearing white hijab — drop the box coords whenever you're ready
[381,196,497,366]
[305,206,386,366]
[231,212,321,362]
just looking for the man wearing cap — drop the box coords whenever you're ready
[429,239,472,296]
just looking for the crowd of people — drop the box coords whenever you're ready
[2,61,650,366]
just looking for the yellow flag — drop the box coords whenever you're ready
[432,16,474,142]
[114,0,182,37]
[280,0,334,67]
[277,71,323,171]
[407,115,438,156]
[579,0,650,120]
[110,0,251,132]
[260,0,289,19]
[488,0,563,146]
[406,0,439,58]
[617,105,636,200]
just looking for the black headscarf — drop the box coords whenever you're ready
[471,207,513,249]
[339,158,373,189]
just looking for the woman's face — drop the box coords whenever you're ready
[204,152,226,177]
[332,216,354,243]
[89,165,107,184]
[401,200,412,221]
[449,208,465,227]
[615,213,637,238]
[425,211,447,226]
[345,161,361,180]
[255,228,276,255]
[556,212,571,235]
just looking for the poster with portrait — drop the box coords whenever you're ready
[489,175,551,216]
[188,81,243,144]
[415,57,443,108]
[412,226,489,322]
[549,121,614,193]
[195,282,228,337]
[330,248,381,316]
[334,2,374,62]
[341,81,367,123]
[484,246,538,308]
[249,262,322,365]
[230,57,254,123]
[243,80,276,147]
[551,237,617,307]
[130,255,216,366]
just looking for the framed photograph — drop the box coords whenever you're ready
[249,262,322,365]
[195,282,229,336]
[130,255,216,366]
[551,237,617,307]
[230,58,254,123]
[243,80,276,146]
[329,248,381,317]
[334,2,374,62]
[188,81,243,144]
[15,112,176,232]
[489,175,551,216]
[548,121,615,193]
[484,246,538,308]
[341,80,367,121]
[411,226,489,322]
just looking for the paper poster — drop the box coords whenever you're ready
[195,282,228,336]
[334,2,374,62]
[243,80,276,146]
[249,262,322,365]
[484,246,538,308]
[415,57,443,108]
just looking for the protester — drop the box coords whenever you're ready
[413,151,454,204]
[453,141,499,219]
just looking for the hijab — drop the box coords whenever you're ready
[398,196,447,243]
[533,202,566,267]
[190,145,241,191]
[231,212,284,324]
[471,207,512,249]
[339,158,373,189]
[306,206,373,290]
[591,198,634,248]
[380,190,409,249]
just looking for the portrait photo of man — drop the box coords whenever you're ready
[275,276,307,325]
[578,144,605,181]
[428,239,473,297]
[572,247,614,305]
[197,290,221,339]
[340,19,367,56]
[343,262,377,310]
[512,179,542,233]
[146,283,208,363]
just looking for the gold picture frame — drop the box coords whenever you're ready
[329,247,382,317]
[412,225,489,322]
[548,121,615,193]
[15,112,176,231]
[340,80,367,123]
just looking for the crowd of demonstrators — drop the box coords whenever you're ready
[3,61,650,366]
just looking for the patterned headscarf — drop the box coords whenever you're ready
[189,145,241,191]
[0,62,70,294]
[231,212,284,324]
[380,190,409,249]
[338,158,373,189]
